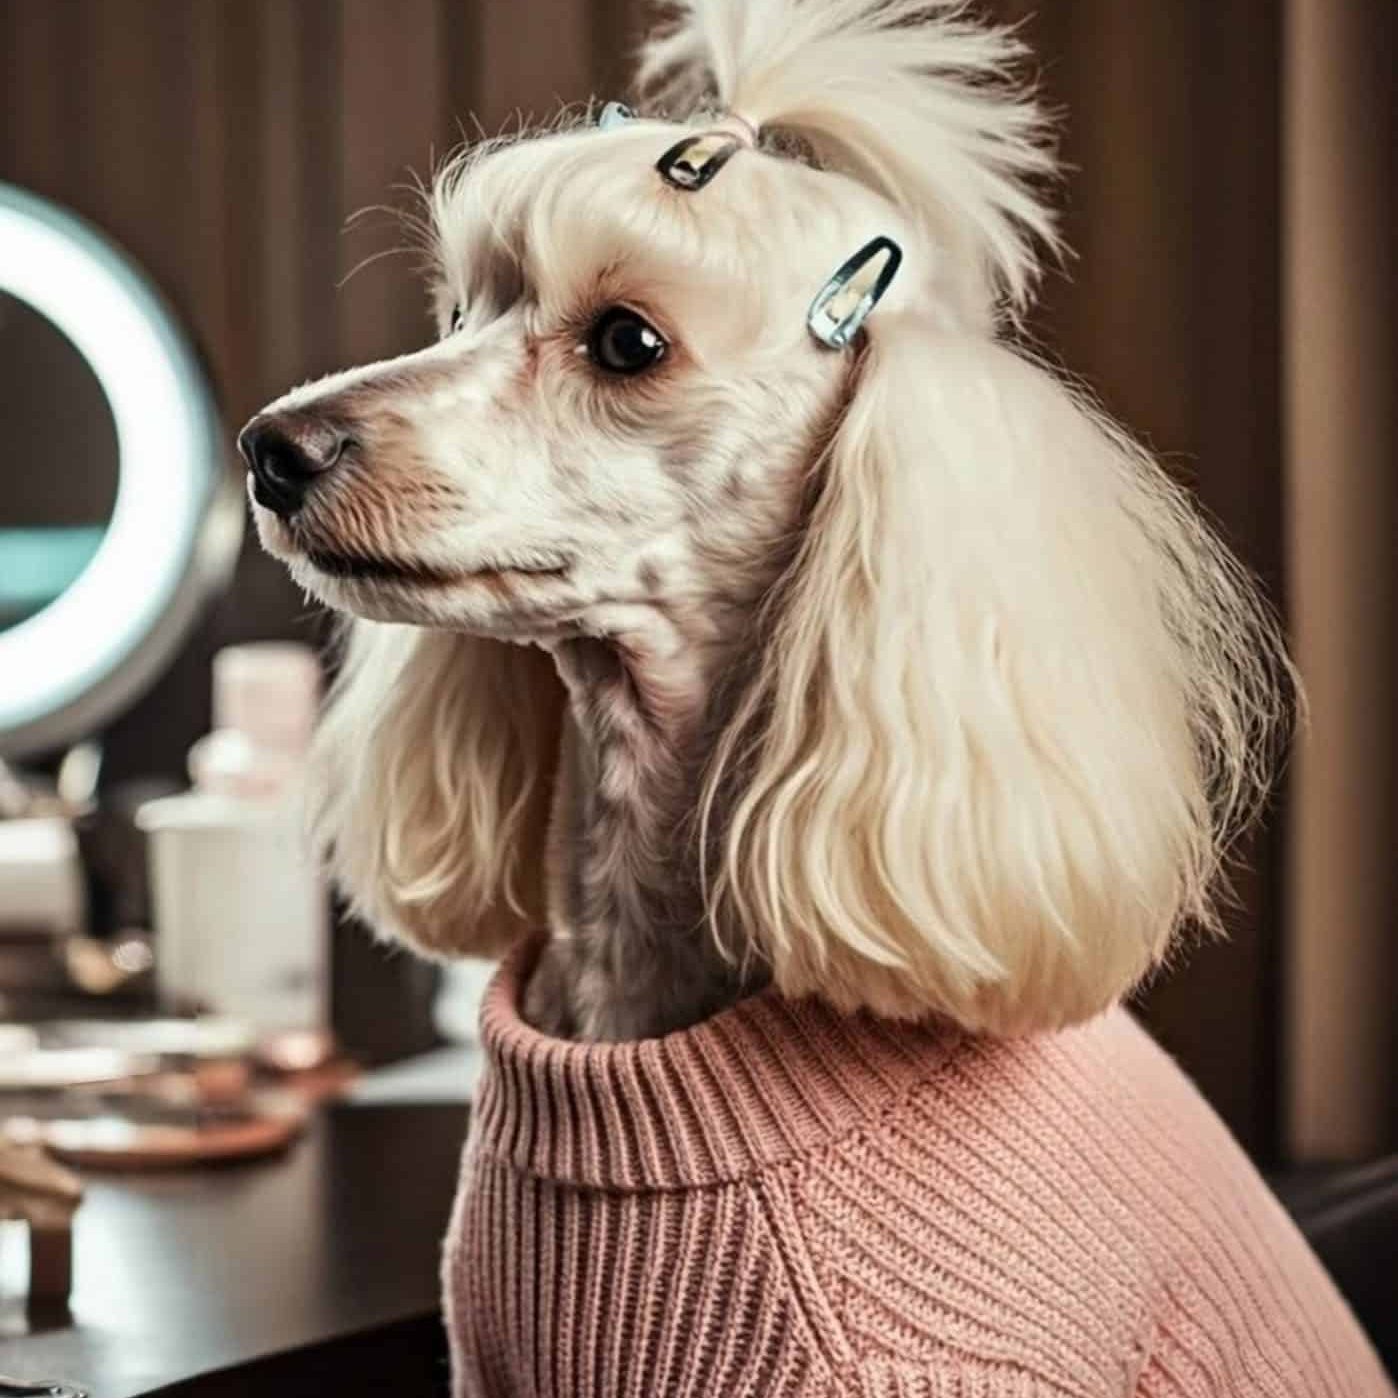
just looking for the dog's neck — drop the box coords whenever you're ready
[526,603,767,1041]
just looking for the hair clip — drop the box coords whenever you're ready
[656,131,743,190]
[597,101,635,131]
[806,236,904,349]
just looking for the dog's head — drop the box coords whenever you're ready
[245,0,1293,1034]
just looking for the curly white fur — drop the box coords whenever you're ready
[247,0,1293,1040]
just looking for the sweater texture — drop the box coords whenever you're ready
[443,943,1392,1397]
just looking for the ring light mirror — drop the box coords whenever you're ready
[0,182,242,758]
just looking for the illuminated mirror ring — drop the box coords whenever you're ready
[0,182,243,757]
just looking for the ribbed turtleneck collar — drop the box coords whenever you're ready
[470,940,963,1191]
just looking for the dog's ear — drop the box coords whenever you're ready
[703,315,1292,1034]
[307,622,563,958]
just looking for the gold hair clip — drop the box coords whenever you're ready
[656,131,744,190]
[807,237,904,349]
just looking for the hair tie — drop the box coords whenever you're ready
[723,111,761,147]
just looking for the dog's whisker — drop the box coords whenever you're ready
[343,201,404,229]
[334,244,416,290]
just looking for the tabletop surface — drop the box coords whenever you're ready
[0,1100,470,1397]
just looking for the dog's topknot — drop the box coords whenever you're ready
[636,0,1058,321]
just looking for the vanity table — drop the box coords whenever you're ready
[0,1100,466,1397]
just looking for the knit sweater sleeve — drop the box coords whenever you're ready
[1128,1257,1395,1398]
[749,1025,1171,1398]
[755,1171,1092,1398]
[758,1032,1394,1398]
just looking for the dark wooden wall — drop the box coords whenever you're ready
[0,1,1289,1154]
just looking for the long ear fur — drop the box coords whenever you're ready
[701,318,1293,1034]
[307,623,564,958]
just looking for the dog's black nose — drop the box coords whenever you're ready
[238,414,347,517]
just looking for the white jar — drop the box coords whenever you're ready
[137,789,326,1033]
[136,643,326,1033]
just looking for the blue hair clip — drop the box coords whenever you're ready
[806,237,903,349]
[597,101,635,131]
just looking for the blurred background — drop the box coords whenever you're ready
[0,0,1392,1172]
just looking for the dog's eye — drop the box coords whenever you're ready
[586,307,667,376]
[448,305,465,335]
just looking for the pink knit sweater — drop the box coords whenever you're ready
[444,945,1392,1397]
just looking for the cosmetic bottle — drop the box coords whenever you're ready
[136,643,327,1034]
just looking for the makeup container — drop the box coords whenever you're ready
[137,644,327,1034]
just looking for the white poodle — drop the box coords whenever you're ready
[241,4,1388,1395]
